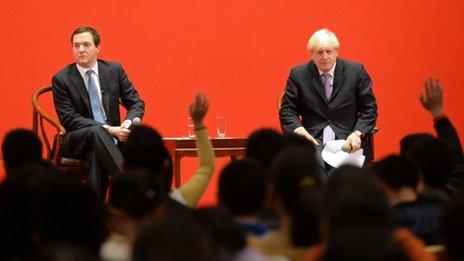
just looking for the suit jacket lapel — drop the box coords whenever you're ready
[331,59,345,100]
[308,61,327,103]
[98,61,111,116]
[70,65,91,111]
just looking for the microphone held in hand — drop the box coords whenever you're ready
[341,142,352,153]
[128,117,142,130]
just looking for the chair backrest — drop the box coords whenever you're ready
[32,86,66,164]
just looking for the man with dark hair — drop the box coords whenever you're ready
[52,26,145,197]
[372,155,443,244]
[2,128,43,174]
[372,155,420,204]
[408,138,454,195]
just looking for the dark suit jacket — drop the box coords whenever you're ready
[52,59,145,132]
[279,58,377,140]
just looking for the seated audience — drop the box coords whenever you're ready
[2,128,43,175]
[194,207,266,261]
[305,165,436,261]
[246,128,285,171]
[32,169,108,257]
[132,219,214,261]
[218,159,269,237]
[102,168,165,261]
[408,137,453,202]
[372,155,443,245]
[402,78,464,200]
[441,200,464,261]
[251,147,322,261]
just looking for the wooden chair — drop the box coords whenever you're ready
[277,92,378,161]
[32,86,86,181]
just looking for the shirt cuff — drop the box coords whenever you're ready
[294,127,306,133]
[433,114,447,122]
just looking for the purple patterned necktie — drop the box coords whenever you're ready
[322,73,335,144]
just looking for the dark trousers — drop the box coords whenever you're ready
[62,125,123,197]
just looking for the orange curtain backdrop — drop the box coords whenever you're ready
[1,0,463,203]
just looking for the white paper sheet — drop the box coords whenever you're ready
[321,140,365,168]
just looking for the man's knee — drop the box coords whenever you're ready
[87,125,109,138]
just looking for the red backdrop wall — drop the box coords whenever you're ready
[1,0,463,205]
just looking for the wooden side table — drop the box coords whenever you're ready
[163,137,247,187]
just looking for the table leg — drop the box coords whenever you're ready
[174,155,181,188]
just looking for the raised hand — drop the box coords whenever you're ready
[189,92,209,127]
[420,78,444,117]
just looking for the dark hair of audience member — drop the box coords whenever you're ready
[33,173,108,254]
[322,165,407,261]
[270,147,321,247]
[372,155,420,191]
[0,163,59,260]
[194,207,247,260]
[324,165,392,230]
[2,128,43,173]
[39,243,100,261]
[123,125,173,195]
[218,159,267,216]
[322,227,408,261]
[407,138,454,189]
[109,168,163,220]
[399,133,434,156]
[245,128,285,170]
[132,219,214,261]
[282,132,316,151]
[441,200,464,260]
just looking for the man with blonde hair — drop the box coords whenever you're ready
[279,28,377,166]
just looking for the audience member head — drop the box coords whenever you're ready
[399,133,434,156]
[372,155,420,191]
[283,132,316,151]
[133,219,213,261]
[40,244,100,261]
[0,163,59,260]
[33,174,107,254]
[270,147,321,246]
[194,207,246,260]
[123,125,173,194]
[322,227,408,261]
[218,159,267,217]
[441,200,464,260]
[245,128,285,170]
[109,168,163,220]
[322,165,404,260]
[407,137,454,190]
[2,128,42,173]
[324,165,392,232]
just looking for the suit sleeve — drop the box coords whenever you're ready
[353,65,378,135]
[117,64,145,121]
[434,117,464,163]
[279,69,304,133]
[52,75,101,131]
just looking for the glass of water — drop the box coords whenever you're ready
[216,116,227,138]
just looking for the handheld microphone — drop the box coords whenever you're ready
[341,142,352,153]
[132,117,142,126]
[128,117,142,130]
